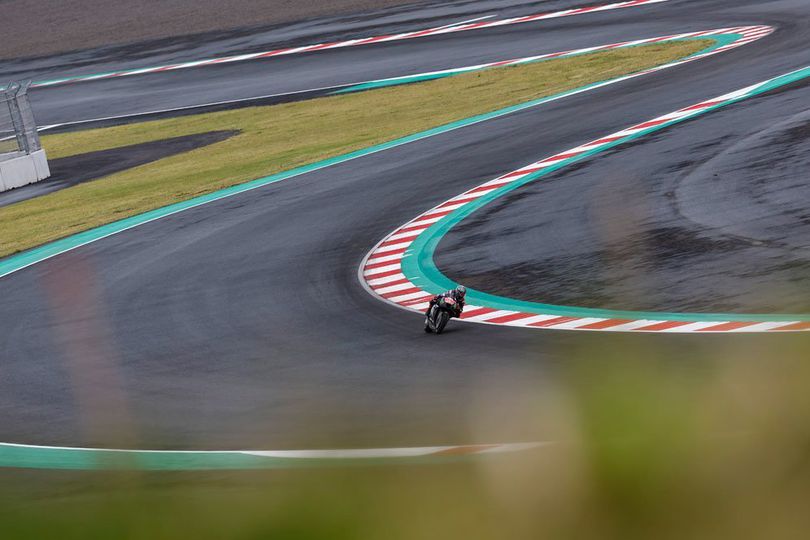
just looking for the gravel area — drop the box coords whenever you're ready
[0,0,427,60]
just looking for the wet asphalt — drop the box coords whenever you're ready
[0,0,809,450]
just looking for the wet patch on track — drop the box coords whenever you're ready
[435,86,810,314]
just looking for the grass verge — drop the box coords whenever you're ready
[0,40,709,258]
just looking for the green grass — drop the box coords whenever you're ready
[0,40,708,258]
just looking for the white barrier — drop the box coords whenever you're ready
[0,149,50,192]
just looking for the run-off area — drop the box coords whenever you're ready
[435,80,810,314]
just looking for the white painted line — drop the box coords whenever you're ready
[547,317,607,330]
[363,263,401,276]
[599,319,665,331]
[658,321,725,332]
[36,83,359,131]
[374,281,414,294]
[387,229,429,242]
[375,241,412,254]
[366,273,407,286]
[388,290,430,302]
[727,322,790,332]
[366,252,404,265]
[465,309,514,322]
[508,314,564,326]
[433,14,496,32]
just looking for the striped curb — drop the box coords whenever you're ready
[30,0,668,89]
[0,441,547,470]
[361,28,810,333]
[27,30,729,133]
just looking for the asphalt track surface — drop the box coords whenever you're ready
[1,0,809,452]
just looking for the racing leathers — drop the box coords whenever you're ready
[426,289,466,319]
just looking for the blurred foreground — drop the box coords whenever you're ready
[2,338,810,539]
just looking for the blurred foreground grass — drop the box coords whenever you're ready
[2,337,810,539]
[0,40,708,258]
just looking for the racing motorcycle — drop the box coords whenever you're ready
[424,296,458,334]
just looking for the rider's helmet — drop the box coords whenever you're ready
[454,285,467,299]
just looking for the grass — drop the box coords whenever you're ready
[0,40,709,258]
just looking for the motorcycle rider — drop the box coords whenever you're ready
[426,285,467,319]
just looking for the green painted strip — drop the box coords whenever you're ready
[0,444,261,471]
[334,72,456,93]
[0,443,488,470]
[401,65,810,323]
[0,36,724,280]
[334,35,735,94]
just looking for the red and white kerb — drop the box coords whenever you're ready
[362,27,809,333]
[32,0,668,88]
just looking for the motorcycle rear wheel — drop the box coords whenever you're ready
[435,311,450,334]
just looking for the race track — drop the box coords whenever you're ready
[1,0,809,464]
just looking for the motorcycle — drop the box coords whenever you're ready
[424,296,458,334]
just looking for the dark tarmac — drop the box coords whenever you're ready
[1,0,809,450]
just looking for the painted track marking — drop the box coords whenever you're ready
[0,441,549,470]
[35,32,717,131]
[27,0,667,89]
[360,28,810,333]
